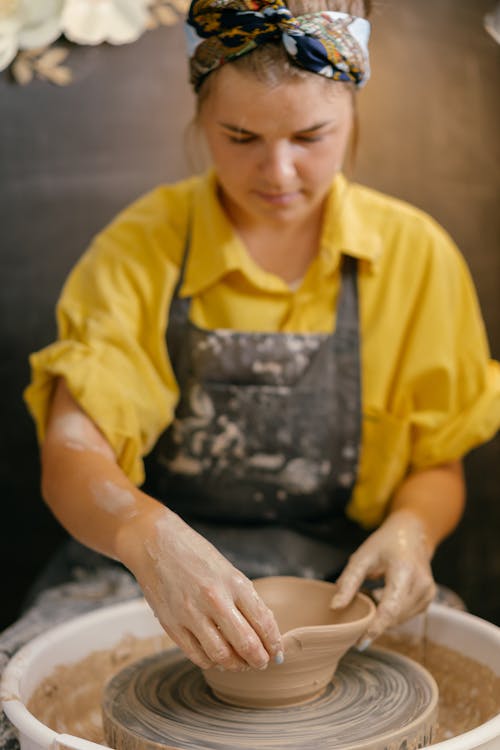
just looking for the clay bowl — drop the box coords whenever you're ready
[203,576,376,708]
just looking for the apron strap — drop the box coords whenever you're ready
[166,221,192,378]
[171,217,192,301]
[332,254,362,504]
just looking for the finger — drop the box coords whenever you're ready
[358,569,435,650]
[217,601,272,670]
[168,626,214,670]
[392,578,437,625]
[395,597,430,626]
[331,551,375,609]
[364,563,414,641]
[235,581,284,664]
[194,618,250,671]
[196,578,271,669]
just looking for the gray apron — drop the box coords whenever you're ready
[144,241,368,580]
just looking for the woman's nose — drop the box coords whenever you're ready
[259,141,297,185]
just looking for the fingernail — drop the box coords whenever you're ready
[356,638,372,653]
[216,665,225,672]
[258,660,269,671]
[330,595,346,608]
[274,650,284,665]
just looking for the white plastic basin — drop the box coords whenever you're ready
[1,599,499,750]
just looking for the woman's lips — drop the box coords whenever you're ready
[254,190,301,206]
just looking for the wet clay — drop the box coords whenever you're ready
[27,631,500,746]
[28,633,172,743]
[377,631,500,742]
[204,577,376,707]
[102,646,437,750]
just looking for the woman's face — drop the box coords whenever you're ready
[199,65,354,228]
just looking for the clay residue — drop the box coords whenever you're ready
[189,384,215,420]
[376,632,500,742]
[26,632,500,746]
[277,458,331,494]
[89,480,138,519]
[27,633,171,743]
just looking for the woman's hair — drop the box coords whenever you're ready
[196,0,373,106]
[188,0,372,172]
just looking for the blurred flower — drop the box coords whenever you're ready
[1,0,184,84]
[0,0,64,71]
[484,1,500,44]
[61,0,151,46]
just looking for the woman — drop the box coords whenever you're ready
[25,0,500,673]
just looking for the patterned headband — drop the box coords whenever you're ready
[186,0,371,92]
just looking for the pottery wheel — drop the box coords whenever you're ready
[102,647,438,750]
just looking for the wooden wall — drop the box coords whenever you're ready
[0,0,498,630]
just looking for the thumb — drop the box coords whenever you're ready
[330,556,369,610]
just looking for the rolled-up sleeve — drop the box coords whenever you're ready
[407,237,500,469]
[24,188,185,485]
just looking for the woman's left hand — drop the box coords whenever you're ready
[330,509,437,646]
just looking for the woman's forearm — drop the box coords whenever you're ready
[40,378,168,560]
[389,460,466,553]
[42,441,166,560]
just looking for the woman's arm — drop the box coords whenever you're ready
[41,378,283,670]
[331,462,465,644]
[390,461,465,550]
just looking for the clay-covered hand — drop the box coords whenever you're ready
[330,510,437,645]
[116,505,283,672]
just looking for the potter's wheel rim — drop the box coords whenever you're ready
[102,644,439,750]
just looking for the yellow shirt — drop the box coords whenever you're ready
[24,171,500,528]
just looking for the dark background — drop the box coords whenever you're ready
[1,0,499,631]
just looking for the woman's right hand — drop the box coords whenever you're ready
[116,504,284,671]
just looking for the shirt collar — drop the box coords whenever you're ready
[181,170,250,297]
[181,170,382,297]
[319,172,383,272]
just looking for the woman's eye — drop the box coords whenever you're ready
[228,136,256,144]
[295,135,323,143]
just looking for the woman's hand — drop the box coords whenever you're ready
[116,506,284,671]
[331,462,464,645]
[330,509,437,645]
